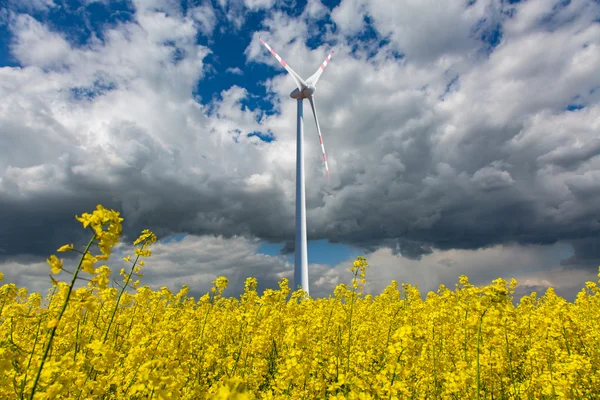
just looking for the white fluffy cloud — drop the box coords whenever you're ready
[6,0,56,12]
[128,234,293,298]
[312,243,597,302]
[4,233,593,303]
[190,4,218,36]
[0,234,292,299]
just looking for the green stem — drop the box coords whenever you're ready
[504,318,518,399]
[432,324,437,397]
[78,253,142,399]
[102,253,141,343]
[562,316,571,357]
[476,306,489,400]
[116,303,138,353]
[29,234,96,400]
[388,348,405,400]
[19,318,42,399]
[464,307,469,363]
[230,320,248,376]
[73,318,80,362]
[346,269,359,374]
[336,326,341,382]
[123,335,166,397]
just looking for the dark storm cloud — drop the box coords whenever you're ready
[537,138,600,169]
[0,159,296,261]
[561,237,600,270]
[280,241,294,255]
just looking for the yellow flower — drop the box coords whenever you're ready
[244,277,258,291]
[134,248,151,257]
[81,253,98,274]
[47,319,58,328]
[133,229,157,246]
[92,265,111,289]
[75,204,123,256]
[46,255,64,274]
[57,244,74,252]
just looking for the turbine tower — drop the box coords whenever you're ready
[258,37,333,296]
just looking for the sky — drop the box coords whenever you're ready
[1,0,599,302]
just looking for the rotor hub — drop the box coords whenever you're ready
[302,86,315,98]
[291,86,316,99]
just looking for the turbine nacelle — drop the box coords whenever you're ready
[290,86,316,99]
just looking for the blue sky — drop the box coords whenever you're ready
[1,0,599,301]
[160,232,361,266]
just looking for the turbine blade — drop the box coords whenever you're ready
[306,51,334,87]
[258,37,308,90]
[308,96,330,181]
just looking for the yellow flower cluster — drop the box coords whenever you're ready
[1,205,600,399]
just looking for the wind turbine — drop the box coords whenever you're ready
[258,37,333,296]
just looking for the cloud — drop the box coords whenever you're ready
[0,234,293,300]
[280,241,295,255]
[4,233,592,305]
[561,237,600,270]
[310,243,597,302]
[243,0,277,10]
[332,0,499,63]
[225,66,244,75]
[1,0,600,299]
[131,234,293,298]
[8,14,72,68]
[189,3,218,36]
[537,138,600,169]
[470,161,515,191]
[6,0,56,12]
